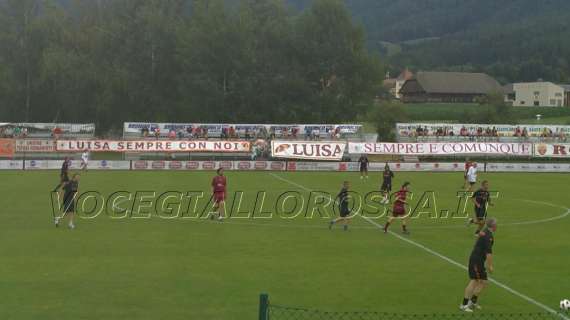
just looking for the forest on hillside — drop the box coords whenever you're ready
[0,0,382,131]
[289,0,570,83]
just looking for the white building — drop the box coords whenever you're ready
[507,82,566,107]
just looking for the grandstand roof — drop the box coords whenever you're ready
[559,84,570,92]
[408,72,502,94]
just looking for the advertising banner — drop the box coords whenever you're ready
[397,123,570,137]
[56,140,251,153]
[23,160,130,170]
[533,143,570,158]
[1,123,95,134]
[132,160,286,171]
[349,142,532,156]
[0,139,16,157]
[272,141,346,160]
[124,122,361,135]
[0,160,23,169]
[16,139,56,152]
[286,161,569,173]
[485,163,570,173]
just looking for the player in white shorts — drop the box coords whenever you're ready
[466,162,478,192]
[80,150,89,171]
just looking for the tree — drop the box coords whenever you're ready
[369,101,408,141]
[294,0,383,122]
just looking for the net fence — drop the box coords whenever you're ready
[260,295,569,320]
[268,305,567,320]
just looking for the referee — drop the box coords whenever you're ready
[460,218,497,312]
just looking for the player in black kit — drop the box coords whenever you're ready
[358,154,369,179]
[329,181,351,231]
[53,157,71,192]
[55,173,80,229]
[380,163,394,204]
[460,218,497,312]
[467,180,493,234]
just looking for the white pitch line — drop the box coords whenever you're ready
[269,172,569,319]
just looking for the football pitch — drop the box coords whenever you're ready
[1,170,569,319]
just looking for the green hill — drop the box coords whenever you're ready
[287,0,570,83]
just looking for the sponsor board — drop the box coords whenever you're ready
[124,122,361,135]
[0,139,15,157]
[290,162,466,172]
[15,139,56,152]
[287,161,569,173]
[0,160,23,170]
[56,140,251,153]
[24,160,49,170]
[287,161,342,171]
[23,160,129,170]
[485,163,570,173]
[534,143,570,158]
[349,142,532,156]
[272,141,346,160]
[91,160,130,170]
[1,122,95,134]
[131,161,286,171]
[397,123,570,137]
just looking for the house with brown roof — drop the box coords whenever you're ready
[383,68,413,99]
[399,72,502,103]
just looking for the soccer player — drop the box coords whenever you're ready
[53,157,71,192]
[80,149,90,171]
[383,182,411,234]
[467,180,493,234]
[460,218,497,312]
[466,162,478,191]
[463,159,473,189]
[55,173,80,229]
[211,168,227,221]
[329,181,351,231]
[380,163,394,204]
[358,154,369,179]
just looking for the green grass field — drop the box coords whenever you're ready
[402,103,570,124]
[1,170,569,319]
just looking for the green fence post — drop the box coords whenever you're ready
[258,293,269,320]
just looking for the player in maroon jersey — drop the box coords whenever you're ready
[211,168,227,221]
[383,182,411,234]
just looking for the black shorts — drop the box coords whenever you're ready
[468,259,487,280]
[469,181,476,186]
[381,182,392,192]
[60,174,69,183]
[62,199,75,213]
[360,165,368,172]
[339,205,350,217]
[475,207,487,220]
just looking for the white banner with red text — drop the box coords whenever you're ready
[348,142,532,156]
[534,143,570,158]
[271,141,346,160]
[56,140,251,153]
